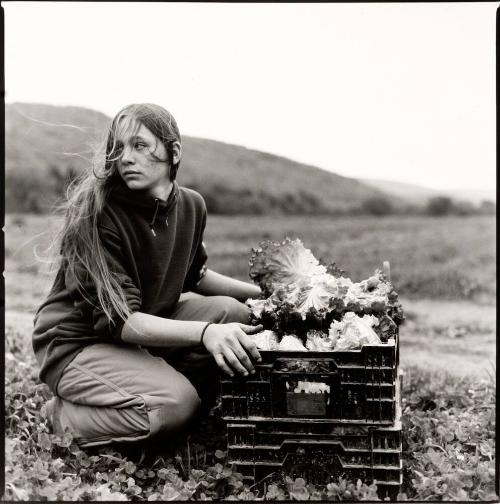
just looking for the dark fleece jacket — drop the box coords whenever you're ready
[32,181,208,393]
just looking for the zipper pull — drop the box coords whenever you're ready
[149,199,160,237]
[166,216,169,227]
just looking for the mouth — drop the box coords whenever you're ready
[122,171,141,177]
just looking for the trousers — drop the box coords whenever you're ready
[51,295,250,447]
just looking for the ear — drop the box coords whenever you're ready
[171,141,182,165]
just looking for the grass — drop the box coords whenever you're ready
[3,318,497,501]
[3,212,497,500]
[5,212,495,378]
[204,214,495,302]
[4,213,496,313]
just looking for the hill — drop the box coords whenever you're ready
[361,178,495,206]
[6,102,394,214]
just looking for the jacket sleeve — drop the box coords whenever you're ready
[64,225,142,341]
[95,225,142,339]
[182,242,208,292]
[182,201,209,292]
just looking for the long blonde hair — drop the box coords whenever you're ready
[56,103,181,325]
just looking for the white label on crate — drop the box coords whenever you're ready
[292,381,330,394]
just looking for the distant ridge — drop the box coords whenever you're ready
[6,102,396,213]
[361,178,495,205]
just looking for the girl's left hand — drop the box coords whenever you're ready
[202,322,263,376]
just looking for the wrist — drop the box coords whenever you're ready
[245,284,262,301]
[200,322,214,347]
[253,285,262,298]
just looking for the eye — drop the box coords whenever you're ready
[134,142,147,150]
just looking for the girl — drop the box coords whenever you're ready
[33,103,262,447]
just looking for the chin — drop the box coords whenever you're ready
[124,180,147,191]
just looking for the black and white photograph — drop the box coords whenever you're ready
[3,2,497,501]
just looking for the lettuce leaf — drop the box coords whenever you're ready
[246,236,405,348]
[249,238,326,295]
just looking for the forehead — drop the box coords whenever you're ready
[114,115,157,143]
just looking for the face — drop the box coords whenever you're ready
[114,120,179,199]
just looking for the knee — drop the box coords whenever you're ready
[211,296,251,324]
[150,379,201,436]
[175,380,202,422]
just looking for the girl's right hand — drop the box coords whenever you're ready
[202,323,263,377]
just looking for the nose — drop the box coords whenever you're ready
[120,146,135,165]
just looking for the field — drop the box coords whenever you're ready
[5,213,496,306]
[3,213,497,500]
[6,213,496,377]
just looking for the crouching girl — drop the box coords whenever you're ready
[33,103,262,447]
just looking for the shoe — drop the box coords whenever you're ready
[41,396,64,435]
[113,441,148,464]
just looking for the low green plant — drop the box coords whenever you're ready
[4,327,497,501]
[400,366,497,501]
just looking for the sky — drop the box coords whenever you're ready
[4,2,497,193]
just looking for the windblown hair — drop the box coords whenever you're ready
[56,103,181,325]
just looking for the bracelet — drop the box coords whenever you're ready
[200,322,213,346]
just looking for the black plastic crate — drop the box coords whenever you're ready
[220,333,399,425]
[225,376,403,500]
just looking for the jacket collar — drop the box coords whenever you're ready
[108,179,180,235]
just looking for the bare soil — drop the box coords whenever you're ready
[399,298,495,379]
